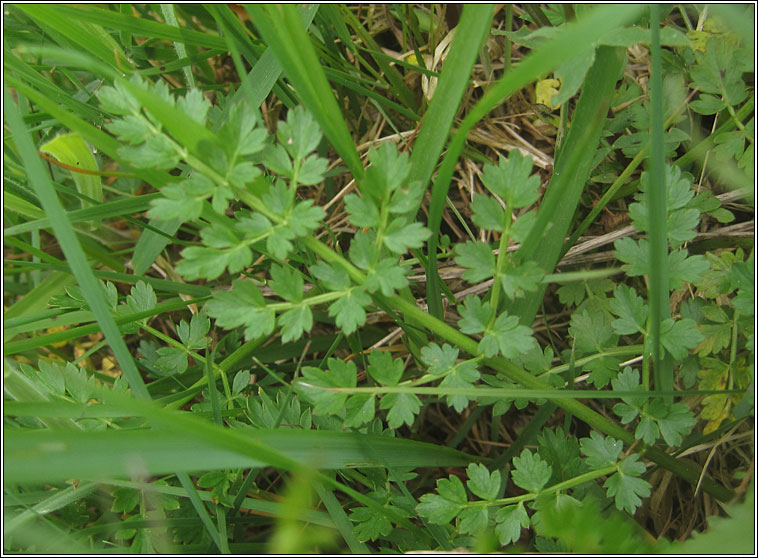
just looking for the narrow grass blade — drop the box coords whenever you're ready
[4,194,160,237]
[3,191,46,220]
[24,4,228,50]
[4,483,99,535]
[3,49,103,122]
[3,271,75,321]
[507,46,627,325]
[4,297,206,355]
[227,5,319,110]
[246,5,363,179]
[131,218,182,276]
[160,4,195,88]
[3,264,211,298]
[408,5,495,197]
[4,421,473,485]
[314,485,369,554]
[403,6,495,320]
[3,85,150,400]
[15,5,133,72]
[339,5,419,112]
[647,6,672,400]
[176,471,224,553]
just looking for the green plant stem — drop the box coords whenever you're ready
[488,210,513,313]
[467,463,619,508]
[176,471,225,553]
[311,385,739,400]
[647,5,671,401]
[160,4,195,89]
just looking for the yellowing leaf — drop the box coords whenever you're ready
[535,78,561,109]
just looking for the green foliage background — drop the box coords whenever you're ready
[3,4,754,554]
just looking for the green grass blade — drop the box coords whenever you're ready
[176,471,225,553]
[410,5,495,319]
[314,485,369,553]
[408,5,495,202]
[3,426,473,483]
[3,48,103,122]
[4,296,206,356]
[160,4,195,88]
[246,5,363,179]
[131,218,182,276]
[5,392,473,485]
[3,264,211,298]
[3,191,46,220]
[15,5,133,72]
[3,272,75,321]
[3,84,150,400]
[26,4,228,50]
[4,483,99,535]
[338,5,419,112]
[424,4,645,317]
[507,46,627,324]
[647,6,672,400]
[209,4,319,111]
[4,194,160,237]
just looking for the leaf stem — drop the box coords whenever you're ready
[464,464,619,508]
[488,208,513,314]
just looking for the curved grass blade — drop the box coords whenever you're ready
[3,271,76,321]
[3,48,103,123]
[15,5,133,72]
[159,4,195,88]
[408,5,495,201]
[5,388,474,486]
[245,4,363,179]
[225,5,319,110]
[4,84,150,400]
[4,482,99,536]
[4,193,159,237]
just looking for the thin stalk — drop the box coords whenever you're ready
[307,385,740,400]
[467,464,619,508]
[488,209,513,313]
[647,5,671,401]
[160,4,196,88]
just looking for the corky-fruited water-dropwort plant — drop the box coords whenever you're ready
[4,3,753,554]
